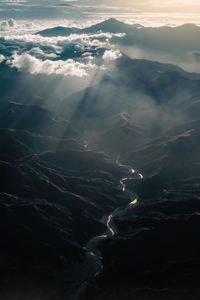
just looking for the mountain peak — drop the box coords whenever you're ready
[37,18,142,37]
[84,18,137,34]
[103,18,122,24]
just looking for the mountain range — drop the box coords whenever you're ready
[38,18,200,72]
[37,18,141,37]
[1,18,200,300]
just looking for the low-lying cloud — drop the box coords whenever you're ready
[0,18,17,31]
[0,19,122,77]
[103,49,121,61]
[0,54,5,62]
[9,52,97,77]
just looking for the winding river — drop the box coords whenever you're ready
[74,164,143,300]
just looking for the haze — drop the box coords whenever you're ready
[108,0,200,12]
[0,0,200,27]
[1,1,200,300]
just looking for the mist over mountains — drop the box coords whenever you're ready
[37,18,200,72]
[37,18,141,36]
[1,18,200,300]
[1,18,200,76]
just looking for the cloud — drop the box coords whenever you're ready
[0,18,16,31]
[1,27,122,56]
[8,52,97,77]
[0,0,200,26]
[103,49,121,61]
[0,0,27,2]
[73,0,200,13]
[0,20,124,77]
[27,47,58,58]
[0,54,5,62]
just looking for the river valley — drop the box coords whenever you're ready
[74,164,143,300]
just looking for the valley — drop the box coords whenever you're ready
[0,17,200,300]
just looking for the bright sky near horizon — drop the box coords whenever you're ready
[67,0,200,12]
[0,0,200,11]
[1,0,200,76]
[0,0,200,28]
[124,0,200,12]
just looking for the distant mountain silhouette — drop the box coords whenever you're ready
[37,20,200,72]
[117,22,200,51]
[37,18,142,37]
[37,19,200,53]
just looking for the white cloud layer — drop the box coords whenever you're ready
[8,52,97,77]
[0,19,123,77]
[1,0,200,27]
[103,49,121,61]
[0,54,5,62]
[0,18,17,31]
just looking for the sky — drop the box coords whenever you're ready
[0,0,200,26]
[107,0,200,12]
[1,0,200,79]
